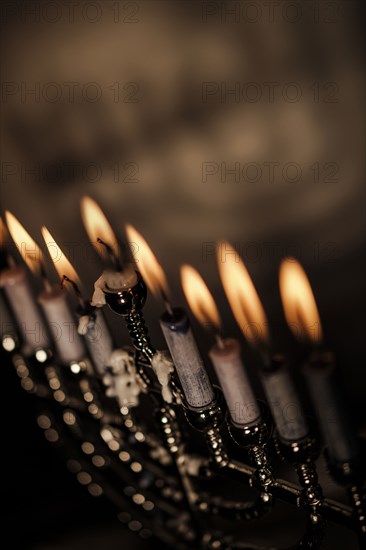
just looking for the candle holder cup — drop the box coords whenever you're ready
[102,271,156,388]
[183,388,229,469]
[228,401,274,498]
[276,424,326,548]
[325,449,366,545]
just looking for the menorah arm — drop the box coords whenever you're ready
[225,460,354,529]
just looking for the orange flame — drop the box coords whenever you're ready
[217,241,269,346]
[125,224,169,299]
[279,258,323,345]
[80,196,119,262]
[41,226,81,288]
[0,216,7,248]
[5,211,44,274]
[181,265,221,330]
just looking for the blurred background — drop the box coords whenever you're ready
[1,0,365,548]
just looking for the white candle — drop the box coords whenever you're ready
[0,292,18,351]
[160,307,215,409]
[209,338,260,426]
[38,286,86,365]
[304,352,357,463]
[261,355,309,442]
[78,310,114,376]
[0,266,50,354]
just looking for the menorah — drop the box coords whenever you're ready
[0,202,365,550]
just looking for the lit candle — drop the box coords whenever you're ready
[218,241,309,442]
[0,217,9,270]
[81,196,157,379]
[260,355,309,442]
[77,310,114,376]
[0,218,18,351]
[81,197,171,401]
[38,286,86,365]
[0,292,18,352]
[81,196,138,300]
[41,226,114,375]
[126,224,215,409]
[279,258,358,462]
[181,264,260,426]
[160,308,215,409]
[2,212,51,354]
[5,211,85,365]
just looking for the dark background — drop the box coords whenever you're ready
[1,1,365,548]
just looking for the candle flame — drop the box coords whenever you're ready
[217,241,269,346]
[41,226,81,288]
[0,216,6,247]
[181,265,221,330]
[80,196,119,263]
[5,211,44,274]
[279,258,323,345]
[125,224,169,298]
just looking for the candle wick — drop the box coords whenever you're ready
[160,288,173,316]
[61,275,85,308]
[8,254,16,268]
[215,332,225,350]
[97,237,122,271]
[43,276,52,293]
[164,300,174,317]
[39,261,52,292]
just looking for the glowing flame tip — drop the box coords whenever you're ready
[279,258,323,345]
[125,223,169,299]
[80,195,119,263]
[41,226,81,288]
[217,241,269,347]
[181,264,221,331]
[5,211,43,274]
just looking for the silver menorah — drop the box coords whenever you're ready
[1,266,365,550]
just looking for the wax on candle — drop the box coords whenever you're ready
[209,338,260,426]
[261,355,309,442]
[103,349,141,409]
[78,310,114,376]
[304,352,358,463]
[0,266,50,354]
[160,307,214,409]
[151,350,175,403]
[38,287,86,365]
[91,266,138,307]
